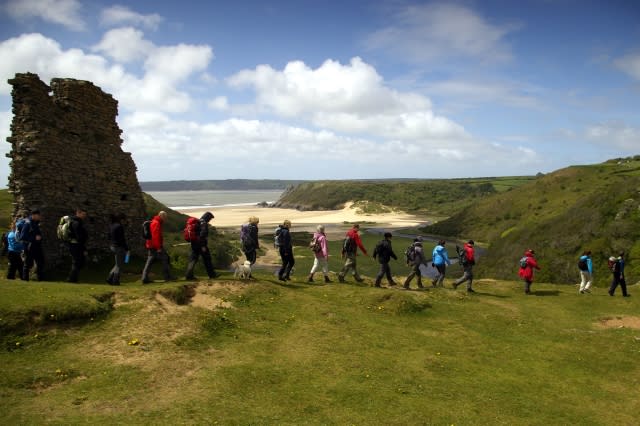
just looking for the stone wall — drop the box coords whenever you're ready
[6,72,147,268]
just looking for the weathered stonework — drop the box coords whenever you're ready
[6,72,147,267]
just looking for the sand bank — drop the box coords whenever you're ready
[177,202,426,231]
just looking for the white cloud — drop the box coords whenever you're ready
[0,33,213,113]
[208,96,229,111]
[4,0,85,31]
[92,27,154,63]
[614,52,640,80]
[227,57,466,141]
[425,79,543,110]
[584,121,640,151]
[100,5,163,30]
[365,3,517,64]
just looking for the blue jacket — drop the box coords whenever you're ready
[432,244,451,266]
[7,231,24,253]
[579,255,593,274]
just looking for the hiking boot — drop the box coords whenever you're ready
[307,274,314,283]
[418,284,425,289]
[355,277,364,283]
[338,275,345,283]
[608,291,614,296]
[388,281,397,286]
[467,288,476,293]
[278,276,286,282]
[623,294,631,297]
[452,282,459,289]
[324,276,332,283]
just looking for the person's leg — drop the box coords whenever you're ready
[34,245,45,281]
[22,247,33,281]
[160,249,173,280]
[185,243,199,279]
[141,250,156,282]
[278,247,287,280]
[579,271,587,292]
[374,263,385,286]
[465,266,474,291]
[108,246,125,285]
[415,265,424,288]
[436,265,446,286]
[384,262,394,285]
[524,279,531,294]
[584,272,593,292]
[309,257,320,282]
[404,266,416,289]
[7,251,18,279]
[608,274,618,296]
[202,247,216,278]
[68,244,83,282]
[284,252,295,279]
[619,277,629,297]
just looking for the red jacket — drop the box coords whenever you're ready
[518,251,540,281]
[145,215,164,251]
[346,228,367,256]
[462,243,475,264]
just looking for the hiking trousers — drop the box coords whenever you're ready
[404,263,423,289]
[142,248,172,282]
[278,246,295,279]
[454,265,474,289]
[67,243,86,283]
[608,272,628,296]
[339,254,362,280]
[7,251,24,279]
[432,264,447,287]
[186,242,216,279]
[310,256,329,275]
[375,262,394,286]
[107,245,126,285]
[23,242,45,281]
[579,271,592,292]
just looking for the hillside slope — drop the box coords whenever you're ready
[424,157,640,284]
[274,177,533,214]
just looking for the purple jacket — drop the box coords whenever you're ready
[314,232,328,258]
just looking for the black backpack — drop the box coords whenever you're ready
[142,220,152,240]
[456,245,469,266]
[578,258,588,271]
[343,236,356,255]
[404,244,417,264]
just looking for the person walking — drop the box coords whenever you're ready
[141,211,174,284]
[277,220,295,281]
[431,239,451,287]
[6,218,24,280]
[185,211,218,280]
[518,249,541,294]
[608,252,630,297]
[66,208,88,283]
[307,224,330,283]
[403,237,426,289]
[453,240,476,293]
[241,216,260,267]
[578,250,593,294]
[338,224,368,283]
[21,209,45,281]
[373,232,398,287]
[106,213,129,286]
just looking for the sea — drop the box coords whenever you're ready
[146,190,284,210]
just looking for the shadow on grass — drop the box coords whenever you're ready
[533,290,561,296]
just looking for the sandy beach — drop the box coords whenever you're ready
[177,202,427,232]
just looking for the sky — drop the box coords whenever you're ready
[0,0,639,183]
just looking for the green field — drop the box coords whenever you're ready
[1,259,638,424]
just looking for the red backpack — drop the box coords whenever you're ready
[184,217,199,242]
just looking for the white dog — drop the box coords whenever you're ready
[234,260,252,279]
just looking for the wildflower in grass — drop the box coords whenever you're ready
[128,339,140,346]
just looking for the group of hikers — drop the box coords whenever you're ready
[3,208,219,286]
[3,208,632,298]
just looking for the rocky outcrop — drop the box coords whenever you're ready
[6,72,147,267]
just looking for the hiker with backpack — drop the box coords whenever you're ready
[518,249,540,294]
[20,209,45,281]
[608,252,630,297]
[277,220,295,281]
[403,237,426,290]
[241,216,260,267]
[141,211,174,284]
[372,232,398,288]
[431,239,451,288]
[577,250,593,294]
[338,223,368,283]
[185,211,218,280]
[307,224,330,283]
[106,213,129,286]
[453,240,476,293]
[64,208,88,283]
[6,217,25,280]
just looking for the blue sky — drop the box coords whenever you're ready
[0,0,638,182]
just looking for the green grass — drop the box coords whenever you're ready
[0,272,637,424]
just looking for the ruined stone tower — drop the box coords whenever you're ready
[6,72,147,268]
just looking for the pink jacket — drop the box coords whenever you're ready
[314,232,328,258]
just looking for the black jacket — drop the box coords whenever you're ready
[373,239,397,264]
[70,216,88,245]
[109,222,128,250]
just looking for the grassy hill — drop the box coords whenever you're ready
[274,177,533,214]
[0,276,637,424]
[424,157,640,284]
